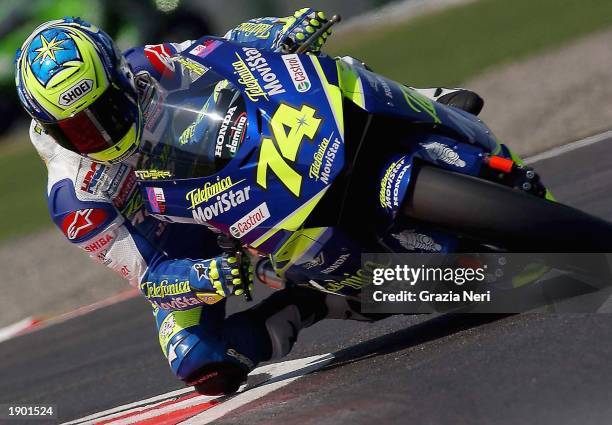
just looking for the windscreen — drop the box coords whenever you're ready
[135,59,248,180]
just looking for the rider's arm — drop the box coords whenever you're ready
[224,8,331,53]
[34,124,242,311]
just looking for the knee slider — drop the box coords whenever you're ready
[188,361,248,395]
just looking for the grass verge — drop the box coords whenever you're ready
[3,0,612,241]
[0,138,49,241]
[327,0,612,86]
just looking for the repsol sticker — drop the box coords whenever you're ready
[59,79,93,106]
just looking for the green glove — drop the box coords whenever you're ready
[281,8,331,52]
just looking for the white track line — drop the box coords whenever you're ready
[64,353,334,425]
[62,387,195,424]
[524,130,612,164]
[182,353,335,425]
[0,317,39,344]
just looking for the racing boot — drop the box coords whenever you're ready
[157,286,330,395]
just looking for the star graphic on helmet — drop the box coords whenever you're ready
[33,34,67,65]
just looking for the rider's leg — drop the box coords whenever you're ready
[153,286,347,395]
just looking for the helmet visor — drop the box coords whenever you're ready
[44,84,139,155]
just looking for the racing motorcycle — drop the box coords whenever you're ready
[134,18,612,302]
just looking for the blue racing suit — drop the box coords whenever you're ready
[30,10,351,394]
[31,9,489,394]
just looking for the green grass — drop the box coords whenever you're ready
[327,0,612,86]
[3,0,612,241]
[0,137,50,241]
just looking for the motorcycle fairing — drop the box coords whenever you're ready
[137,38,346,255]
[336,59,500,154]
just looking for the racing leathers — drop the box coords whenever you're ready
[30,9,486,394]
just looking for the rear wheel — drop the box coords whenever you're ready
[402,164,612,252]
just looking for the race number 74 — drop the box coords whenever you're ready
[257,104,321,196]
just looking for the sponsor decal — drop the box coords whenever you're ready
[134,71,165,131]
[141,279,191,299]
[188,39,222,58]
[186,176,246,210]
[227,348,255,369]
[84,233,114,253]
[309,131,341,185]
[235,22,273,39]
[193,263,209,281]
[147,187,166,214]
[153,296,202,311]
[392,230,442,252]
[216,106,235,156]
[242,47,285,96]
[144,44,175,75]
[172,56,207,81]
[302,252,325,269]
[282,54,311,93]
[96,249,112,266]
[179,122,196,145]
[364,72,394,103]
[80,162,106,194]
[135,170,173,180]
[324,261,383,293]
[121,191,145,223]
[233,47,286,102]
[321,253,351,274]
[380,78,393,100]
[229,202,270,238]
[191,185,252,223]
[215,106,247,158]
[421,141,466,168]
[59,79,93,106]
[228,112,247,155]
[379,156,411,210]
[112,168,138,210]
[195,292,224,305]
[105,163,130,197]
[167,341,179,363]
[61,208,107,240]
[159,315,175,339]
[232,54,267,102]
[402,87,441,124]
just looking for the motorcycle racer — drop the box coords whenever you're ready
[16,8,485,394]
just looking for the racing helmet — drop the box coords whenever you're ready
[15,18,141,164]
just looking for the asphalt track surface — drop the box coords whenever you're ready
[2,137,612,424]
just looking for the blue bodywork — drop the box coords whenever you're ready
[137,37,500,296]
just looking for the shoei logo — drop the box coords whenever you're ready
[59,79,93,106]
[229,202,270,238]
[282,54,311,93]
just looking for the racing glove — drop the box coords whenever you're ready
[140,253,254,310]
[280,8,331,53]
[191,254,254,300]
